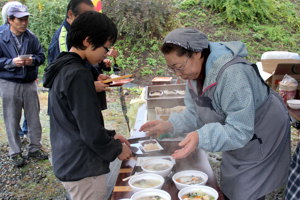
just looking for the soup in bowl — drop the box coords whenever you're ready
[172,170,208,190]
[178,185,218,200]
[131,188,171,200]
[141,158,174,177]
[128,173,164,192]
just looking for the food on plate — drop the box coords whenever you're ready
[163,89,177,95]
[176,175,204,185]
[143,163,171,171]
[143,143,160,151]
[141,140,161,151]
[132,179,162,188]
[176,90,185,95]
[136,196,166,200]
[181,190,215,200]
[149,90,163,97]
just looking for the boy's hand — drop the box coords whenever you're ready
[94,81,109,92]
[107,47,119,58]
[114,134,130,146]
[118,143,132,160]
[103,59,112,68]
[97,74,110,81]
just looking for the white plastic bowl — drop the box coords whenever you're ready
[172,170,208,190]
[178,185,219,200]
[131,188,171,200]
[141,158,174,177]
[128,173,164,192]
[287,99,300,109]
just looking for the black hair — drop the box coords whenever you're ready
[161,43,210,59]
[8,15,16,22]
[66,0,94,18]
[68,11,117,50]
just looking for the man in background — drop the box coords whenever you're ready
[1,1,28,141]
[0,3,47,167]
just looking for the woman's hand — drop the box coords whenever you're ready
[172,131,199,159]
[139,120,173,138]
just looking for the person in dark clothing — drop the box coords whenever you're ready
[43,11,132,200]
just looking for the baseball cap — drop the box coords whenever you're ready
[164,28,208,52]
[7,4,31,18]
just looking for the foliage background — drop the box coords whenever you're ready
[1,0,299,79]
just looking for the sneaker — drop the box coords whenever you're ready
[20,134,29,144]
[11,153,25,167]
[27,149,48,160]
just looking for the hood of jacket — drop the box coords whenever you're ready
[43,52,83,88]
[206,41,248,74]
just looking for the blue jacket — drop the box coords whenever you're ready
[48,20,70,64]
[0,26,45,83]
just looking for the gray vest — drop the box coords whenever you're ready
[188,58,291,200]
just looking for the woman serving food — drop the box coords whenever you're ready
[140,28,291,200]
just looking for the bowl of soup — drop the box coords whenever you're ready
[131,188,171,200]
[141,158,174,177]
[178,185,218,200]
[128,173,165,192]
[172,170,208,190]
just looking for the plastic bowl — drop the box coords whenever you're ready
[172,170,208,190]
[287,99,300,109]
[128,173,164,192]
[178,185,219,200]
[131,188,171,200]
[141,158,174,177]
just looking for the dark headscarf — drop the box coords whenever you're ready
[163,28,208,52]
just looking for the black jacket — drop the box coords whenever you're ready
[43,52,122,181]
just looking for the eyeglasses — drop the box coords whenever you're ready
[102,46,110,53]
[167,57,189,73]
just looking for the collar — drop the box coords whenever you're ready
[2,26,28,42]
[62,19,71,32]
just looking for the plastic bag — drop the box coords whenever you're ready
[279,74,298,102]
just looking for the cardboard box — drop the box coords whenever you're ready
[262,59,300,74]
[270,63,300,90]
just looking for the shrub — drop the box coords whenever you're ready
[103,0,178,43]
[202,0,299,28]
